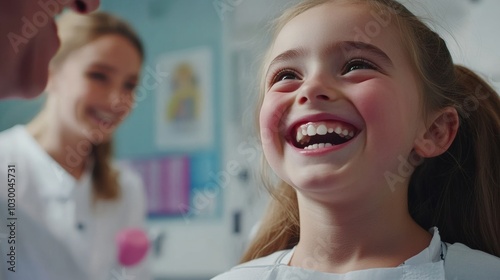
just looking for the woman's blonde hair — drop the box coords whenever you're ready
[51,11,144,200]
[242,0,500,262]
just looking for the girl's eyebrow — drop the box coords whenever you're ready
[267,48,307,72]
[332,41,393,67]
[267,41,393,72]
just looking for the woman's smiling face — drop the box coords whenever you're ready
[49,34,142,143]
[259,2,425,202]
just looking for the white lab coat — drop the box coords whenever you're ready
[0,125,151,280]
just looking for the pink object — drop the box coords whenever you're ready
[116,228,150,267]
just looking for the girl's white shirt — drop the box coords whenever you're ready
[213,227,500,279]
[0,125,150,280]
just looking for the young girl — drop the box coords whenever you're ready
[0,11,150,280]
[214,0,500,279]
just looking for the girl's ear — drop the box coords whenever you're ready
[414,107,459,158]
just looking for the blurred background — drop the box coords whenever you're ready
[0,0,498,279]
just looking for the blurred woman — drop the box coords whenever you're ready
[0,11,150,280]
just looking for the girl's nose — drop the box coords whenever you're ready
[296,76,340,105]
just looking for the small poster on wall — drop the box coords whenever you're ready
[155,47,214,152]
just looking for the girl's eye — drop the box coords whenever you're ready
[87,72,108,82]
[271,70,300,85]
[342,59,378,74]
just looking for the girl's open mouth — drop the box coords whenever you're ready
[289,120,359,150]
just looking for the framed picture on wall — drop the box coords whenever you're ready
[155,47,214,152]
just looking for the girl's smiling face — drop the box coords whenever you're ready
[260,2,425,202]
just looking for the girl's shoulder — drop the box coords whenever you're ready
[444,242,500,279]
[213,243,500,280]
[234,249,290,268]
[211,250,290,280]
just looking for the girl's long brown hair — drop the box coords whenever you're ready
[51,12,144,200]
[242,0,500,262]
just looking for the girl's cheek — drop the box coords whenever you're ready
[350,83,398,128]
[259,95,289,145]
[354,95,383,123]
[259,106,277,148]
[260,112,285,178]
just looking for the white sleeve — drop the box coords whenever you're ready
[118,167,152,280]
[124,170,147,228]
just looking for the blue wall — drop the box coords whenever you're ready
[100,0,224,159]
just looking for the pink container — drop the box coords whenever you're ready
[116,228,149,267]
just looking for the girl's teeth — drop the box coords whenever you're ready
[304,143,332,150]
[305,124,339,137]
[316,125,327,135]
[295,122,357,147]
[296,131,304,142]
[307,125,317,136]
